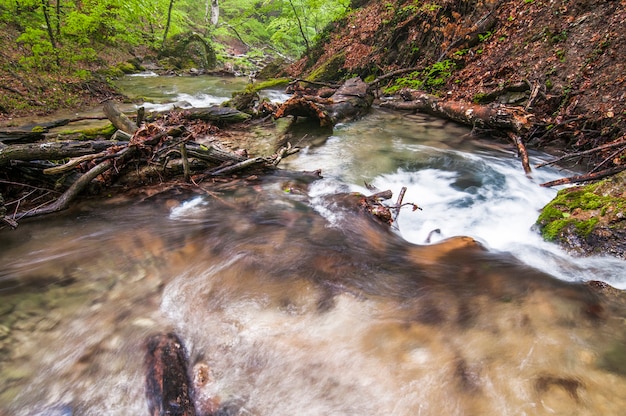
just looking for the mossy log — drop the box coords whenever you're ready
[0,116,108,143]
[184,106,251,125]
[274,77,374,127]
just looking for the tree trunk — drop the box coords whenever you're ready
[162,0,175,48]
[210,0,219,26]
[288,0,310,56]
[381,90,534,135]
[40,0,60,66]
[274,77,373,127]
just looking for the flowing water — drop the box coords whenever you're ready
[1,76,625,415]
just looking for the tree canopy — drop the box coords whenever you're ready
[0,0,351,73]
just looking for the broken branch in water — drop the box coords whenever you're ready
[356,186,420,225]
[540,165,626,187]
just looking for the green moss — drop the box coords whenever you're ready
[116,61,137,74]
[537,178,626,243]
[541,218,570,241]
[306,52,346,82]
[245,78,290,93]
[383,60,456,95]
[58,123,116,139]
[575,217,599,237]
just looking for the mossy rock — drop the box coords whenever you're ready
[223,78,290,111]
[116,61,138,74]
[305,52,346,82]
[536,172,626,258]
[256,59,289,80]
[160,32,217,70]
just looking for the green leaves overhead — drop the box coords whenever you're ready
[0,0,350,72]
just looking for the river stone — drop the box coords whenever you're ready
[0,300,15,316]
[0,324,9,340]
[536,171,626,259]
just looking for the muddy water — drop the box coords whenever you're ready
[1,77,626,415]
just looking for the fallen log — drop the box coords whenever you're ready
[382,89,534,135]
[274,77,374,127]
[103,101,139,134]
[381,89,535,174]
[0,140,123,166]
[0,116,109,143]
[145,333,196,416]
[183,106,251,125]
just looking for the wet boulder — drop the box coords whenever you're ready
[536,171,626,259]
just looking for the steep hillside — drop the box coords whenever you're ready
[290,0,625,170]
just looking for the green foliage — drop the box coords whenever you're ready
[478,31,492,42]
[383,59,456,94]
[420,3,441,12]
[219,0,350,58]
[1,0,352,83]
[16,27,56,70]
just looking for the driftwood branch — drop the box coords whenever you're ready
[540,165,626,187]
[536,136,626,168]
[507,132,532,175]
[103,101,139,134]
[42,150,111,175]
[16,146,135,219]
[209,157,265,176]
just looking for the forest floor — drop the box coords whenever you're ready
[0,23,128,123]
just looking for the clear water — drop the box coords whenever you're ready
[1,76,625,415]
[281,110,626,289]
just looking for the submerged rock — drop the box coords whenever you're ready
[536,171,626,259]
